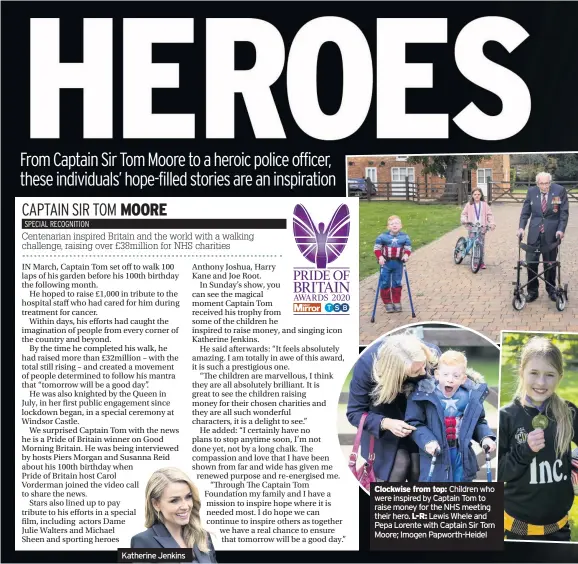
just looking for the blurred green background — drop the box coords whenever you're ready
[500,332,578,541]
[342,354,499,391]
[359,201,462,279]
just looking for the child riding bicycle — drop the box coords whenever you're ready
[460,188,496,269]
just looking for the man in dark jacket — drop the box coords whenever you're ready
[517,172,569,302]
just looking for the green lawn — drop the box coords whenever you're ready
[500,342,578,542]
[359,201,463,279]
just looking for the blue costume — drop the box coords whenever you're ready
[373,231,412,305]
[405,372,495,482]
[434,386,469,482]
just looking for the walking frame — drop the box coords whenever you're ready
[512,234,568,312]
[370,263,416,322]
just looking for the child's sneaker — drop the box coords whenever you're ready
[480,263,486,269]
[393,303,402,312]
[385,304,394,313]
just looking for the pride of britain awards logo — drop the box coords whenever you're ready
[292,203,351,314]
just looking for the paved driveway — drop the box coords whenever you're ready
[360,203,578,344]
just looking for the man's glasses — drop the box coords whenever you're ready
[538,181,551,186]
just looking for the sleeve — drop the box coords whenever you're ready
[473,404,496,444]
[346,354,388,439]
[405,397,438,451]
[460,203,469,225]
[519,189,532,230]
[486,203,495,227]
[497,408,536,482]
[425,342,442,361]
[130,532,145,548]
[557,187,569,233]
[374,234,384,260]
[403,233,412,257]
[207,533,218,563]
[569,401,578,447]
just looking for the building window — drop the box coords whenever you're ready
[396,155,408,162]
[391,167,415,185]
[365,167,377,183]
[477,168,492,185]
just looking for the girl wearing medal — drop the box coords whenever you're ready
[498,337,578,542]
[460,188,496,269]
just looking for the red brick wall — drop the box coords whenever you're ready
[347,156,444,184]
[348,155,510,188]
[471,155,511,189]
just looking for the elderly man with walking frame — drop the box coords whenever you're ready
[516,172,569,302]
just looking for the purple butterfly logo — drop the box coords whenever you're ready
[293,204,350,268]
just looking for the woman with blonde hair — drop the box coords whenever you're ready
[347,333,440,482]
[499,337,578,542]
[131,468,217,562]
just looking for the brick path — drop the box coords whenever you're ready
[360,203,578,344]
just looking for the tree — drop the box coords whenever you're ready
[406,155,487,194]
[511,154,556,182]
[512,154,549,167]
[551,153,578,181]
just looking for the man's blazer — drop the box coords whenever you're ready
[519,183,569,246]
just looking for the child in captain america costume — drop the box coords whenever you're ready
[436,376,470,482]
[373,215,411,313]
[406,350,497,482]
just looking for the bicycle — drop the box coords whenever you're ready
[453,222,488,274]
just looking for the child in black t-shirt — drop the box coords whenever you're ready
[499,337,578,542]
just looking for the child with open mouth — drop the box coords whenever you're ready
[405,350,496,482]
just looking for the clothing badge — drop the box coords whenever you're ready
[552,196,560,213]
[514,426,528,445]
[441,398,459,413]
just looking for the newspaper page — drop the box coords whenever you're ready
[3,2,578,564]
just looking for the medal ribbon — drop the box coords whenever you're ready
[474,202,481,222]
[525,395,546,413]
[525,395,549,429]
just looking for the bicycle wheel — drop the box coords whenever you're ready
[454,237,466,264]
[471,241,482,273]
